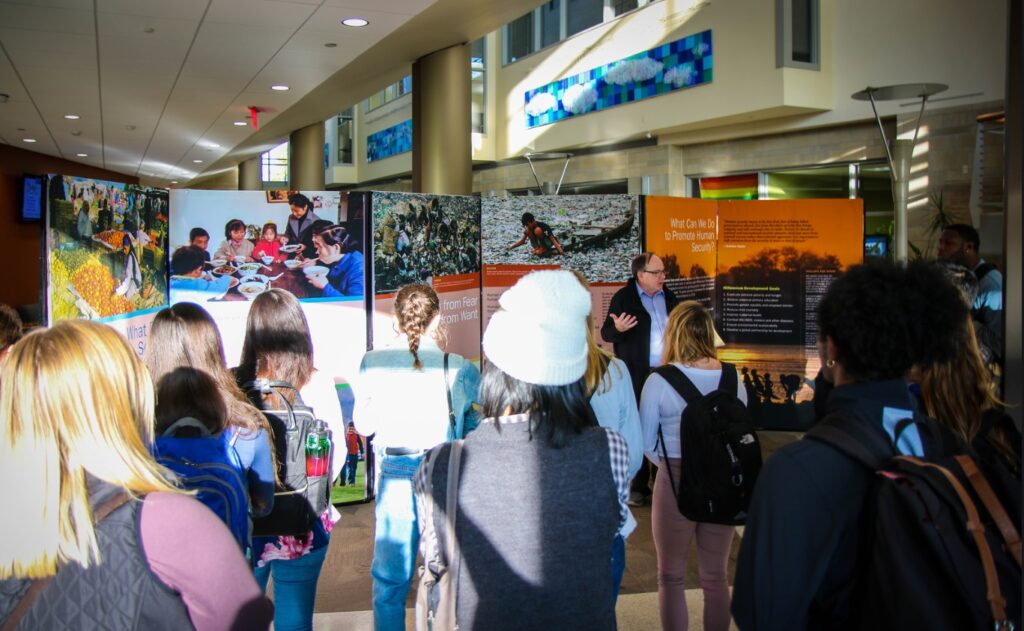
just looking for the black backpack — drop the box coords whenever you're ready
[806,413,1022,631]
[655,363,761,525]
[243,379,333,537]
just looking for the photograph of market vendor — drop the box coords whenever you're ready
[189,227,211,262]
[169,245,233,302]
[506,212,565,257]
[283,192,322,258]
[304,224,364,298]
[214,218,255,262]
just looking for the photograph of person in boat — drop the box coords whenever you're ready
[482,195,640,283]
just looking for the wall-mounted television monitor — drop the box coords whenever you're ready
[864,235,889,259]
[20,174,44,222]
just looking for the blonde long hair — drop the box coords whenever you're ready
[0,320,181,580]
[918,318,1017,471]
[571,271,620,395]
[662,301,717,365]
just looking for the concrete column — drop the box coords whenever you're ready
[412,44,471,195]
[289,122,325,190]
[238,157,262,190]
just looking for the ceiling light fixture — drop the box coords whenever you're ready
[233,120,248,126]
[76,152,88,157]
[23,138,36,143]
[170,181,178,185]
[64,114,80,120]
[342,17,368,27]
[192,159,203,163]
[271,84,289,91]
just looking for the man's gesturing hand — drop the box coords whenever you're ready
[609,312,639,333]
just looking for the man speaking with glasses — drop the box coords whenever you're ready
[601,252,679,505]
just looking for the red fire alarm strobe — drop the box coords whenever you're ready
[248,106,260,130]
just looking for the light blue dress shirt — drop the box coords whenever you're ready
[637,283,669,368]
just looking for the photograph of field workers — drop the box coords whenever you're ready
[47,175,168,322]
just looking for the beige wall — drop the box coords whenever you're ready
[495,0,832,157]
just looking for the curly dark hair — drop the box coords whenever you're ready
[817,261,967,382]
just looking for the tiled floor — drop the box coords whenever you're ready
[293,431,800,629]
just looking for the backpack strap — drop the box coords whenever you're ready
[718,362,739,397]
[657,425,680,507]
[441,439,464,625]
[974,262,996,282]
[897,456,1012,628]
[804,412,898,470]
[955,454,1023,567]
[653,365,702,404]
[443,353,456,440]
[1,492,131,631]
[161,416,212,438]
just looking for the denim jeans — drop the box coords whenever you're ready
[254,544,328,631]
[611,534,626,603]
[372,454,423,631]
[343,453,359,484]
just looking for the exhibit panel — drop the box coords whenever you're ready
[369,192,482,360]
[716,199,863,430]
[644,196,719,309]
[642,197,864,430]
[44,174,169,352]
[166,189,366,383]
[481,194,641,349]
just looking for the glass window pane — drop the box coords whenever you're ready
[791,0,813,63]
[566,0,603,37]
[612,0,638,16]
[765,166,848,200]
[506,12,534,63]
[541,0,561,49]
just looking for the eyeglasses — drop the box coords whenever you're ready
[642,268,665,276]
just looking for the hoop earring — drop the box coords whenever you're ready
[826,359,836,368]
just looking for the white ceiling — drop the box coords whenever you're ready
[0,0,531,187]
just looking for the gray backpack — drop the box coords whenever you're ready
[415,440,465,631]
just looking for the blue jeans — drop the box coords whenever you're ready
[343,453,359,484]
[254,544,328,631]
[372,454,423,631]
[611,534,626,602]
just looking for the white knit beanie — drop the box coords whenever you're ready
[482,269,591,386]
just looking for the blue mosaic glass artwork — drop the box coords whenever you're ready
[524,30,712,129]
[367,119,413,163]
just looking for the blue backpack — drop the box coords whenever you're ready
[154,417,251,553]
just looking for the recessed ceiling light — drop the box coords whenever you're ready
[170,181,178,185]
[342,17,368,27]
[324,42,337,48]
[200,140,220,149]
[233,121,248,126]
[192,159,203,163]
[76,153,88,157]
[64,114,80,120]
[271,84,289,91]
[23,138,36,143]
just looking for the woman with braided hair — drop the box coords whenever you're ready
[353,283,480,631]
